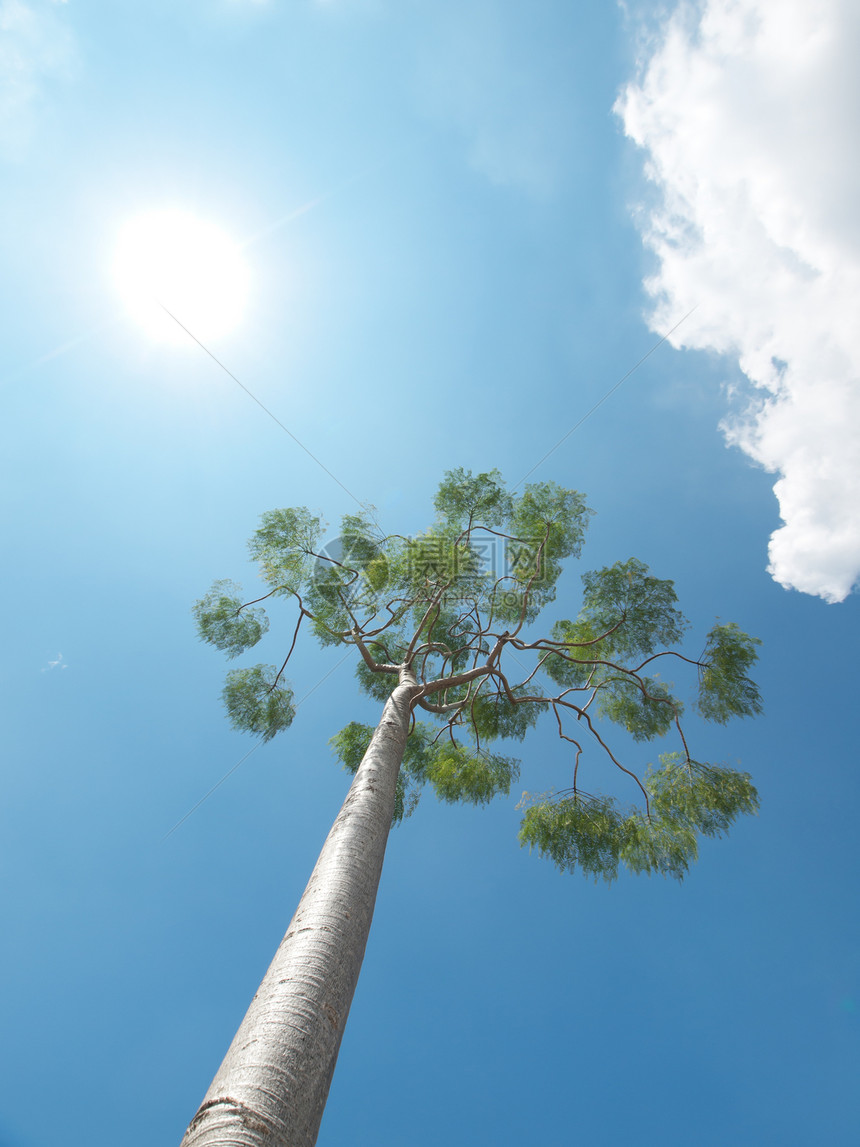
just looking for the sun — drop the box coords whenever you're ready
[113,209,250,343]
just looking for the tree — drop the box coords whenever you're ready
[181,469,762,1146]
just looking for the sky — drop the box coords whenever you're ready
[1,1,858,1144]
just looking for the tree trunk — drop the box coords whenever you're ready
[180,675,416,1147]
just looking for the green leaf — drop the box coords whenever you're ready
[313,512,390,612]
[193,580,269,658]
[518,795,624,882]
[304,566,355,645]
[697,622,763,723]
[425,742,520,805]
[405,529,483,596]
[542,619,604,688]
[355,659,399,701]
[470,686,548,742]
[647,753,759,836]
[222,665,295,741]
[509,481,591,560]
[578,558,688,660]
[617,812,698,880]
[400,722,437,781]
[329,721,375,773]
[339,510,385,572]
[509,482,591,573]
[434,467,513,529]
[489,482,591,625]
[248,507,324,592]
[596,675,680,741]
[519,751,759,881]
[419,605,466,656]
[518,794,699,882]
[330,720,427,826]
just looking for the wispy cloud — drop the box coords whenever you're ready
[41,652,67,672]
[0,0,75,158]
[616,0,860,603]
[416,5,567,199]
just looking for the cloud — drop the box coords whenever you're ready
[0,0,75,157]
[616,0,860,603]
[41,652,68,672]
[415,4,568,199]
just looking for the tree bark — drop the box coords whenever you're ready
[180,675,416,1147]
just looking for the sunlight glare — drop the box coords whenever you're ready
[114,209,250,343]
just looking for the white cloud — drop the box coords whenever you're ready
[616,0,860,603]
[0,0,75,157]
[41,652,68,672]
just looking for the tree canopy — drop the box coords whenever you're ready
[195,468,762,882]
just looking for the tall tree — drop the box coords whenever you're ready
[181,469,761,1146]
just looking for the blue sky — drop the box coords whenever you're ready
[2,1,858,1144]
